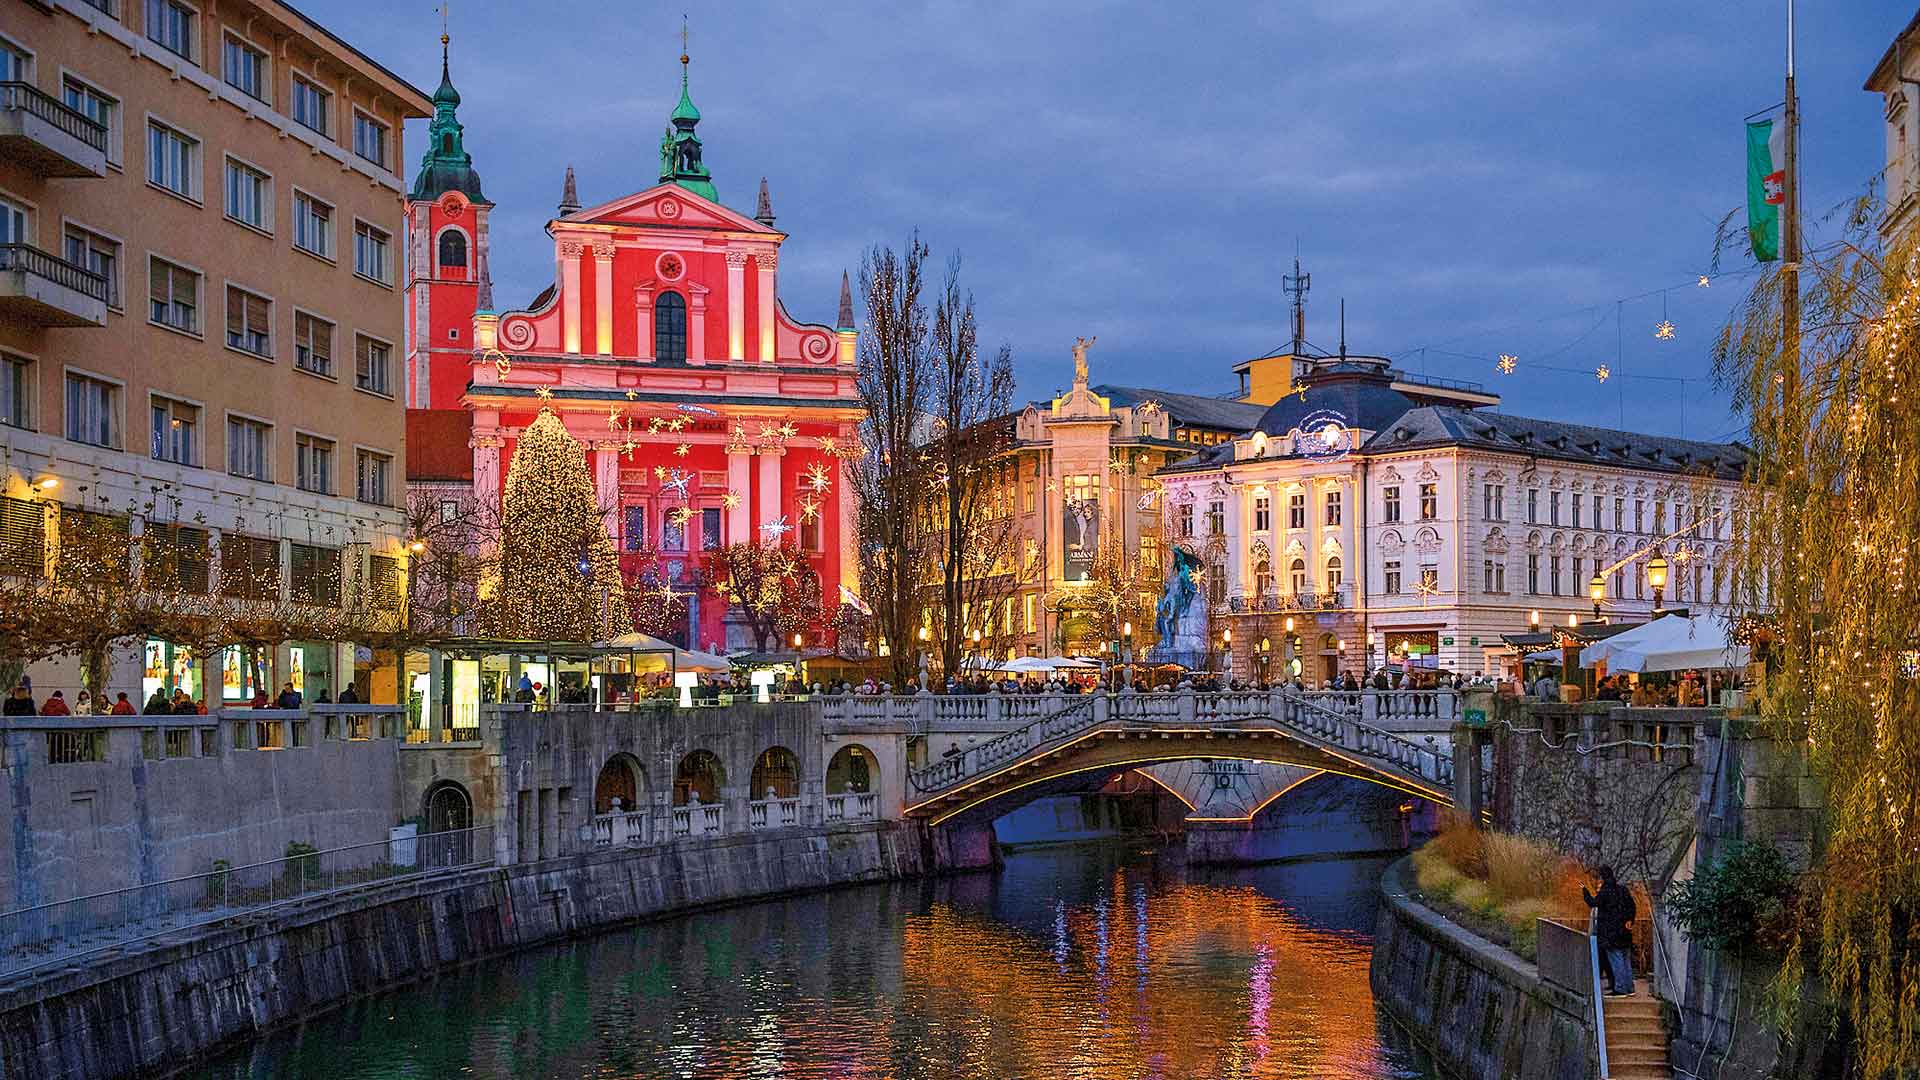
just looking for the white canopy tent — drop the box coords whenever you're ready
[594,632,733,673]
[1579,616,1749,674]
[1522,648,1563,663]
[995,656,1101,674]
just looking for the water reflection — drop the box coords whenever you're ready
[197,846,1437,1080]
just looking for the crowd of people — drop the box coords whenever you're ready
[3,677,363,717]
[1530,668,1737,706]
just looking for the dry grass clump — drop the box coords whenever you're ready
[1429,811,1487,878]
[1484,832,1561,905]
[1412,822,1596,961]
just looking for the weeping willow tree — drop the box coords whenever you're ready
[1714,194,1920,1074]
[484,407,627,643]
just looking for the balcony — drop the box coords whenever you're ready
[0,82,109,178]
[0,244,108,326]
[1225,586,1352,614]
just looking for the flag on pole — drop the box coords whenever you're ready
[1746,118,1786,262]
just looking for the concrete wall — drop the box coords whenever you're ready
[0,819,995,1080]
[0,708,405,910]
[1370,857,1596,1080]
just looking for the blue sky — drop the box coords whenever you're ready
[328,2,1908,441]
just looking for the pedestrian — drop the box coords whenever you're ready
[110,692,137,715]
[143,687,171,714]
[40,691,70,716]
[4,683,35,716]
[74,690,94,715]
[1583,866,1638,996]
[275,681,302,709]
[338,683,360,704]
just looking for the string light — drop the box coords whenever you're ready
[1596,364,1611,383]
[1497,354,1518,375]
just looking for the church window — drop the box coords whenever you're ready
[655,291,688,363]
[437,229,466,270]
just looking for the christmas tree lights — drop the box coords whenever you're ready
[484,408,628,642]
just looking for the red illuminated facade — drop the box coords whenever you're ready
[405,48,860,651]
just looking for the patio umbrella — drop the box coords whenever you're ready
[595,632,733,673]
[1579,615,1749,673]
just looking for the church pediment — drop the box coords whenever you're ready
[569,183,777,235]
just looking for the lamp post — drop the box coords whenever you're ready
[1366,629,1377,674]
[1122,621,1134,689]
[1257,637,1272,685]
[1589,572,1606,621]
[1647,549,1669,617]
[1336,637,1346,682]
[1283,615,1295,679]
[1221,626,1232,679]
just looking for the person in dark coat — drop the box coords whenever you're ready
[1584,865,1638,995]
[143,687,171,714]
[4,684,35,716]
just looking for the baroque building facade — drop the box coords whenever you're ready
[1157,355,1746,682]
[404,50,858,652]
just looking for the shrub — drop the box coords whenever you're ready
[1430,812,1487,878]
[1416,854,1464,900]
[1484,833,1562,905]
[1452,879,1493,915]
[1665,839,1796,952]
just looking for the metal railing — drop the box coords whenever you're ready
[0,825,492,978]
[0,242,110,302]
[0,81,110,152]
[1589,909,1611,1080]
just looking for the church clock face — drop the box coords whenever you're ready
[657,252,685,281]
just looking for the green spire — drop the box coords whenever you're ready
[658,36,716,202]
[410,34,488,203]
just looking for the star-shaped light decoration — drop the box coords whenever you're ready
[661,469,692,497]
[621,438,639,459]
[652,465,667,480]
[805,462,832,493]
[758,421,782,442]
[667,417,688,433]
[1654,320,1676,341]
[668,507,693,527]
[777,422,798,439]
[625,389,639,400]
[760,515,793,542]
[798,496,821,523]
[647,417,665,434]
[1293,383,1310,402]
[1697,276,1710,288]
[1596,364,1611,383]
[817,435,838,455]
[674,442,691,457]
[1497,354,1518,375]
[606,407,624,430]
[721,490,741,509]
[534,384,554,400]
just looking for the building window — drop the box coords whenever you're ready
[293,192,333,258]
[1384,560,1401,595]
[1419,482,1437,520]
[295,433,332,494]
[1614,497,1624,531]
[355,449,391,505]
[703,506,725,551]
[352,112,389,167]
[1205,500,1224,536]
[437,229,466,269]
[1419,565,1438,592]
[0,196,25,249]
[1483,482,1504,520]
[661,509,685,551]
[1253,494,1270,532]
[1494,560,1507,593]
[1289,558,1307,595]
[290,543,340,606]
[1325,556,1344,593]
[1528,553,1540,594]
[1176,501,1193,538]
[355,335,391,396]
[292,311,333,377]
[65,373,117,448]
[222,35,266,100]
[63,225,120,309]
[1323,489,1341,527]
[1482,559,1496,593]
[1526,489,1538,524]
[224,285,271,357]
[1594,498,1604,530]
[1,354,28,430]
[1572,493,1583,527]
[224,158,269,231]
[1024,593,1036,633]
[61,76,119,165]
[1253,557,1273,597]
[1573,557,1584,597]
[290,74,329,136]
[1549,490,1561,526]
[1288,492,1305,530]
[144,0,194,59]
[353,221,391,283]
[1549,555,1562,596]
[1654,500,1666,534]
[622,505,647,552]
[146,120,197,199]
[149,395,197,465]
[148,256,199,333]
[655,291,687,362]
[1382,486,1400,524]
[227,416,270,481]
[1634,499,1645,533]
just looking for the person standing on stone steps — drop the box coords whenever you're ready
[1584,865,1637,996]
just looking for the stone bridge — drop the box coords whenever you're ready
[825,689,1458,827]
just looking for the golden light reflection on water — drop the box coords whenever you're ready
[896,875,1392,1079]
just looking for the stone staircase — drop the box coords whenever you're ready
[1602,982,1669,1079]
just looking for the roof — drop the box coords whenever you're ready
[1363,407,1748,479]
[277,1,432,113]
[1093,385,1267,431]
[1254,361,1420,437]
[1864,9,1920,90]
[406,408,474,482]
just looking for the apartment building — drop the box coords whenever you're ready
[0,0,430,703]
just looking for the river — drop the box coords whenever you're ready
[195,844,1440,1079]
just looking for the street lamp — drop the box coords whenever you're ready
[1122,621,1134,689]
[1529,609,1541,630]
[1366,629,1377,671]
[1589,572,1606,620]
[1647,549,1669,616]
[1257,636,1272,683]
[1221,626,1232,678]
[409,538,427,555]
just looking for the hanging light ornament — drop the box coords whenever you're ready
[1596,364,1611,383]
[1497,354,1518,375]
[1654,290,1676,340]
[1696,275,1710,288]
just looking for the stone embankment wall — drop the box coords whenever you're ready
[1370,858,1596,1080]
[0,818,996,1080]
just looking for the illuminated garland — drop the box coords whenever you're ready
[484,408,628,642]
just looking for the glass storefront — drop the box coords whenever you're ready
[290,642,335,700]
[142,639,203,702]
[221,645,268,702]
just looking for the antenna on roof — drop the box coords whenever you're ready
[1283,243,1310,355]
[1339,298,1346,358]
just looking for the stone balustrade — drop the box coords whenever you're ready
[748,797,801,830]
[824,792,879,822]
[821,688,1457,735]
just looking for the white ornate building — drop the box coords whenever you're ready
[1157,355,1747,681]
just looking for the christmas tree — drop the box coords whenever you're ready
[485,408,628,642]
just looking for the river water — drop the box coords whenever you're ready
[196,845,1440,1079]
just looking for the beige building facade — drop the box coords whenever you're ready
[0,0,430,703]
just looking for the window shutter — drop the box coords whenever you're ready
[0,496,47,577]
[151,262,170,308]
[226,287,243,338]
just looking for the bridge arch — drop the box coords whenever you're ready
[673,749,725,806]
[826,744,877,795]
[751,746,800,800]
[594,752,648,814]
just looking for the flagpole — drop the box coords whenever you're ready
[1782,0,1800,390]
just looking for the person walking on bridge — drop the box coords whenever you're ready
[1584,866,1637,996]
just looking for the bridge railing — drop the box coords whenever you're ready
[910,698,1096,793]
[0,825,493,979]
[825,688,1457,734]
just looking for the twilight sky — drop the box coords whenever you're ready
[329,2,1907,441]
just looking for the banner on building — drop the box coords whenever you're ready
[1064,497,1099,581]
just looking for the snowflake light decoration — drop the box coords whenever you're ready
[661,468,692,497]
[1297,409,1354,463]
[652,465,667,480]
[721,490,741,509]
[1697,275,1710,288]
[668,507,693,527]
[1654,320,1676,341]
[667,417,688,433]
[534,384,554,400]
[799,496,820,523]
[625,389,639,400]
[817,435,838,455]
[777,422,798,439]
[760,515,793,542]
[1596,364,1611,383]
[1497,354,1518,375]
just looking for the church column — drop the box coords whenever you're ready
[757,445,784,545]
[688,284,709,364]
[593,243,615,356]
[726,439,752,544]
[592,442,622,542]
[725,251,748,361]
[470,432,503,504]
[836,430,858,595]
[561,241,583,354]
[634,287,655,361]
[756,251,777,362]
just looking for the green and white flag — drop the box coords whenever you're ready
[1746,118,1785,262]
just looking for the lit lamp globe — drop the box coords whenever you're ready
[1647,550,1669,614]
[1589,572,1606,619]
